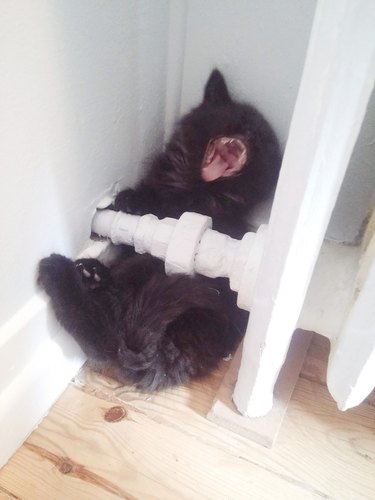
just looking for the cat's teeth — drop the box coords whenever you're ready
[94,273,101,282]
[82,269,91,278]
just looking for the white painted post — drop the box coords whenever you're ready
[233,0,375,417]
[327,229,375,410]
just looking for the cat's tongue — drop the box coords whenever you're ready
[201,137,247,182]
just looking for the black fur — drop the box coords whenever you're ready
[38,70,279,391]
[38,253,243,391]
[114,69,281,238]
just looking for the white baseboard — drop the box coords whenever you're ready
[0,295,86,468]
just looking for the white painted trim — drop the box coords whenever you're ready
[326,230,375,410]
[0,296,85,468]
[298,241,360,340]
[233,0,375,417]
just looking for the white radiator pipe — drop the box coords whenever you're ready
[91,209,268,312]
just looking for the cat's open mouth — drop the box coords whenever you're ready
[201,136,248,182]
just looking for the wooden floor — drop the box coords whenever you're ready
[0,334,374,500]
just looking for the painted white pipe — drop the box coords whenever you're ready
[91,209,268,312]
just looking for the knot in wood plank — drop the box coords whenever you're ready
[104,406,127,422]
[59,460,74,474]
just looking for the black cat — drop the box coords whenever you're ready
[38,252,242,391]
[114,69,281,238]
[38,70,281,391]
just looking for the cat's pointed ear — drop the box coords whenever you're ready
[203,69,231,105]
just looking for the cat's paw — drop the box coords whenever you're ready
[113,189,143,214]
[38,254,75,294]
[75,259,110,290]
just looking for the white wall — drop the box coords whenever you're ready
[0,0,372,465]
[4,0,370,328]
[0,0,170,326]
[0,0,172,468]
[178,0,317,147]
[177,0,374,245]
[326,89,375,244]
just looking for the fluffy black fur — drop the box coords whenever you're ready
[38,70,280,391]
[38,252,243,391]
[114,69,281,238]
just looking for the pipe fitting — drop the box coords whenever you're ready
[91,209,267,311]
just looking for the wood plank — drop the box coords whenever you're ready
[300,333,330,385]
[0,445,121,500]
[0,484,19,499]
[0,386,317,500]
[207,330,312,447]
[1,337,374,500]
[70,360,375,499]
[278,378,375,499]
